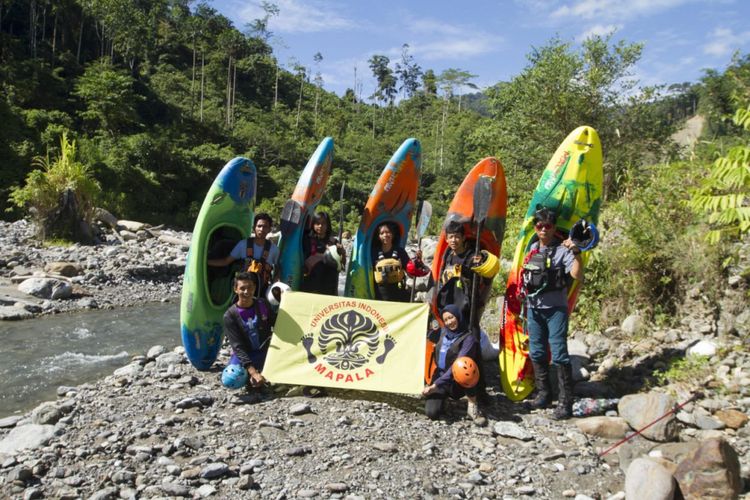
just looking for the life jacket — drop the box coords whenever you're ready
[374,249,405,285]
[245,239,273,288]
[436,245,488,318]
[520,243,568,296]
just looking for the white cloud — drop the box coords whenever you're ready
[703,26,750,56]
[400,17,504,61]
[575,24,622,42]
[411,37,502,61]
[551,0,694,22]
[235,0,357,33]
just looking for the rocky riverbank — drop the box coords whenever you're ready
[1,220,749,498]
[0,220,187,320]
[0,323,748,499]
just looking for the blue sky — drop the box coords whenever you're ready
[209,0,750,99]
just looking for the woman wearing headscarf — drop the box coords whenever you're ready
[423,304,486,425]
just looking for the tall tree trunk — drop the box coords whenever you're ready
[225,56,232,128]
[274,64,279,108]
[29,0,36,57]
[200,51,205,122]
[295,74,303,129]
[313,89,319,132]
[231,63,237,127]
[439,98,447,171]
[77,17,84,64]
[40,2,46,44]
[190,37,196,118]
[51,9,57,58]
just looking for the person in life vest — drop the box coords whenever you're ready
[372,222,427,302]
[433,219,500,405]
[423,304,487,426]
[208,213,279,296]
[435,220,500,326]
[521,206,583,420]
[222,272,273,397]
[301,211,346,296]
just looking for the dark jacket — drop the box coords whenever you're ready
[223,299,272,370]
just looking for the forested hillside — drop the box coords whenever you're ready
[1,1,748,325]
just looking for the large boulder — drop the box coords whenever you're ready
[673,438,741,499]
[618,393,679,442]
[621,314,646,336]
[44,261,82,277]
[625,457,676,500]
[0,424,56,454]
[576,416,631,439]
[18,278,72,300]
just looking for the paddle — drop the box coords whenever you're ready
[410,200,432,302]
[468,175,493,337]
[337,181,346,242]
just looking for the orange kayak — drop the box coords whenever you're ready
[426,157,507,383]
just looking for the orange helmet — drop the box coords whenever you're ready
[451,356,479,388]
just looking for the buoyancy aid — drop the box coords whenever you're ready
[520,243,568,296]
[374,249,405,285]
[245,239,274,288]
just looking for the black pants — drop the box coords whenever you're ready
[424,382,478,420]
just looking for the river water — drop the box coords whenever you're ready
[0,302,179,418]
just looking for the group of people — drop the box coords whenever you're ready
[213,205,586,424]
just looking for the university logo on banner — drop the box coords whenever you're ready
[264,291,428,394]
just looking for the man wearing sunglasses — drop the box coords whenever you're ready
[522,206,583,420]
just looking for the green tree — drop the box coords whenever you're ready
[74,59,142,134]
[690,105,750,243]
[395,43,422,98]
[485,35,655,197]
[368,54,396,105]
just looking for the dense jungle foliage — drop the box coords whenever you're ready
[1,0,748,326]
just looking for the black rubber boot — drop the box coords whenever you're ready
[527,361,551,410]
[552,363,574,420]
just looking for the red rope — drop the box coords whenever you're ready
[598,392,701,457]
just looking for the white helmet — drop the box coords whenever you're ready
[324,244,343,271]
[266,282,291,308]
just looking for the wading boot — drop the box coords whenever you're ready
[552,363,574,420]
[526,361,551,410]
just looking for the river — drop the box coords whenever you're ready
[0,302,179,418]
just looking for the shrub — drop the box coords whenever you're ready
[8,132,100,242]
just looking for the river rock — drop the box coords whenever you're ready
[625,458,675,500]
[18,278,66,299]
[0,424,56,454]
[156,352,183,367]
[493,421,533,441]
[714,409,748,429]
[113,363,142,378]
[44,262,82,277]
[686,340,717,358]
[146,345,167,360]
[0,305,34,320]
[30,402,63,425]
[575,417,630,439]
[673,438,741,499]
[693,413,726,430]
[618,393,678,442]
[649,442,701,466]
[0,416,22,428]
[621,314,645,335]
[117,220,146,232]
